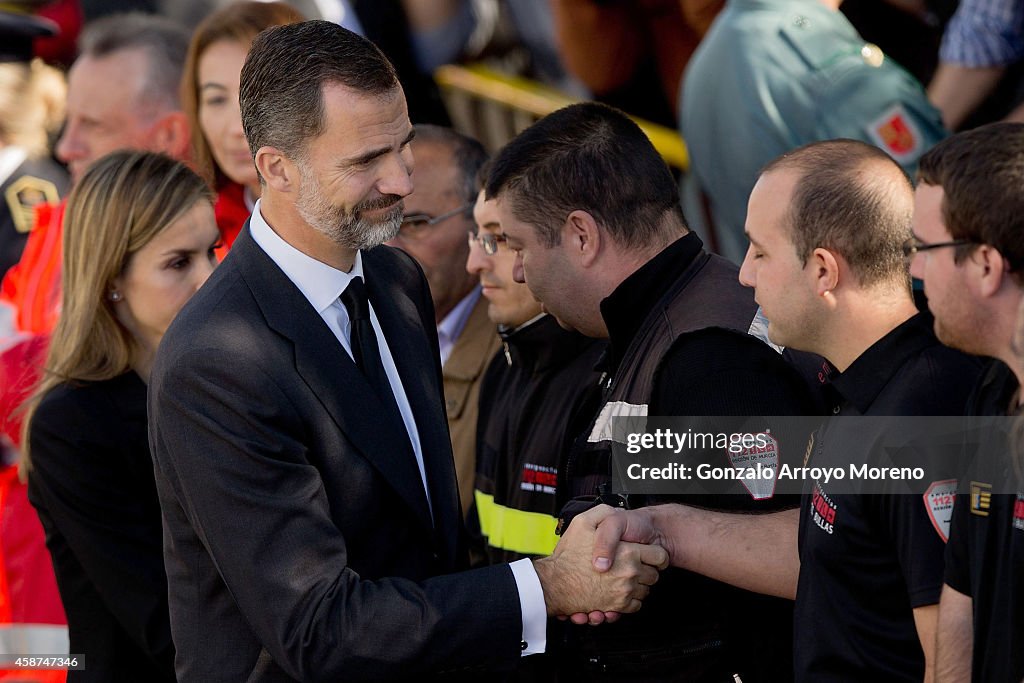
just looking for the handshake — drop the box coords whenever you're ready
[532,505,669,625]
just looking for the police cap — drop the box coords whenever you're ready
[0,2,58,64]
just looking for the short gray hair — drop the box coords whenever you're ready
[79,13,189,117]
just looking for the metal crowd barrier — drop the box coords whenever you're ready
[434,63,689,172]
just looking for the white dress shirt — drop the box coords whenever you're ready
[248,202,546,654]
[250,201,433,517]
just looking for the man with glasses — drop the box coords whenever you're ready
[386,125,499,516]
[909,123,1024,683]
[486,101,815,682]
[582,138,981,682]
[468,188,604,572]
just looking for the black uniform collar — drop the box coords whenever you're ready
[500,314,595,373]
[599,233,703,374]
[826,312,936,414]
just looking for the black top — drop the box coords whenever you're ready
[601,233,816,420]
[558,234,816,682]
[795,313,982,682]
[598,233,701,376]
[27,372,175,682]
[473,314,604,564]
[944,360,1024,683]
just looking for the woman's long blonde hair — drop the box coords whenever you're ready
[20,150,213,472]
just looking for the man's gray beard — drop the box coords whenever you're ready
[296,173,403,251]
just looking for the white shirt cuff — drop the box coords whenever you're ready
[509,558,546,656]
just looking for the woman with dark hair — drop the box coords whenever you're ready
[180,0,304,257]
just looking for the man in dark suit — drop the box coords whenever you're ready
[148,20,666,683]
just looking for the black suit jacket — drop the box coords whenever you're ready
[149,226,522,682]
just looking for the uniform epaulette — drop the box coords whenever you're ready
[780,12,886,72]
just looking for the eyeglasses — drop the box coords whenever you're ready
[467,230,507,255]
[399,203,473,237]
[901,236,977,259]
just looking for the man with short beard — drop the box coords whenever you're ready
[147,20,667,683]
[294,153,407,248]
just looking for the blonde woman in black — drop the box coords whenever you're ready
[22,151,218,681]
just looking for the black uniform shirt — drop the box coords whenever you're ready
[601,233,816,421]
[944,360,1024,683]
[560,233,816,683]
[795,313,982,682]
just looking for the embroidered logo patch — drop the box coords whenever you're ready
[727,431,779,500]
[970,481,992,517]
[866,104,922,163]
[810,482,837,535]
[5,176,59,234]
[520,463,556,495]
[923,479,957,542]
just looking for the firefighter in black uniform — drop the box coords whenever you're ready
[469,188,605,567]
[739,141,980,682]
[487,102,815,682]
[571,139,989,682]
[908,123,1024,683]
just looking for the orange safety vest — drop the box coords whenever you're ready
[0,336,67,683]
[0,201,65,337]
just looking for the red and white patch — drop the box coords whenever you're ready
[1013,493,1024,532]
[520,463,557,495]
[923,479,957,542]
[866,104,922,163]
[728,431,779,500]
[810,482,837,535]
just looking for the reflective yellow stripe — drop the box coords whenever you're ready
[474,490,559,557]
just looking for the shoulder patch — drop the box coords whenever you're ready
[970,481,992,516]
[866,104,923,163]
[5,175,59,234]
[923,479,957,542]
[728,430,779,500]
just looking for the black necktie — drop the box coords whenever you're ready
[340,277,406,428]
